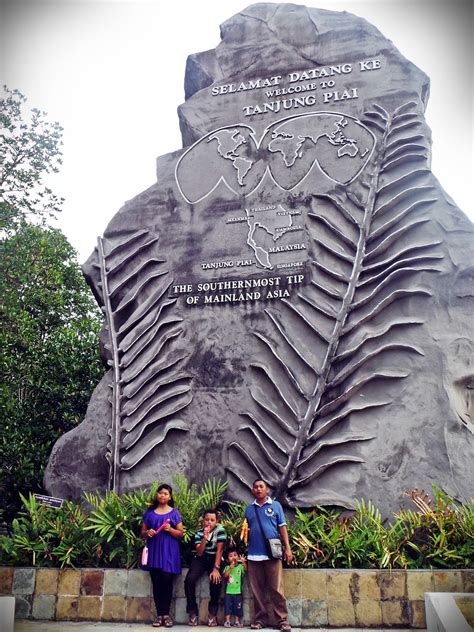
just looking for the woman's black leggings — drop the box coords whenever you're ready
[149,568,175,616]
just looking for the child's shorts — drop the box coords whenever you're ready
[224,593,243,617]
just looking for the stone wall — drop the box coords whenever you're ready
[1,567,472,627]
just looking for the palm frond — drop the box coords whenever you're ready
[228,102,441,506]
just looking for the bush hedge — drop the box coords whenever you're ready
[0,477,472,569]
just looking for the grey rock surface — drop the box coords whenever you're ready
[45,3,474,514]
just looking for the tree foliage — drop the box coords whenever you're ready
[1,86,64,234]
[0,225,104,520]
[0,88,104,521]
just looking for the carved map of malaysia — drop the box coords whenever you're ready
[45,3,474,517]
[245,203,304,270]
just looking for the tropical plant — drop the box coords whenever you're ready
[387,487,474,569]
[172,475,228,545]
[219,501,247,550]
[287,507,334,567]
[83,484,158,568]
[43,501,101,568]
[1,493,102,568]
[337,499,388,568]
[82,477,229,567]
[0,483,472,570]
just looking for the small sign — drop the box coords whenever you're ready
[0,522,10,536]
[34,494,64,509]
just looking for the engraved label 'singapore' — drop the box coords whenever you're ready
[276,261,305,269]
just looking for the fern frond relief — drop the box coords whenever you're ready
[97,229,192,493]
[228,101,442,506]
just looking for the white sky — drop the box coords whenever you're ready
[1,0,473,263]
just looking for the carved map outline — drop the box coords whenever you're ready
[175,111,376,204]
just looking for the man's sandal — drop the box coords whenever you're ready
[152,616,163,628]
[188,614,198,626]
[163,615,173,628]
[250,624,264,630]
[279,624,292,632]
[208,616,218,627]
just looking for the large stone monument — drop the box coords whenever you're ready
[45,3,474,515]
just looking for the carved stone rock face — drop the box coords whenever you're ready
[44,3,474,514]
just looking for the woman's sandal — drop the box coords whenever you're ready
[208,616,218,627]
[163,615,174,628]
[250,624,264,630]
[279,624,292,632]
[188,614,198,627]
[152,616,163,628]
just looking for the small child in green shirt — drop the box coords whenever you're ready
[223,547,247,628]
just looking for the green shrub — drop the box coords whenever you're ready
[0,482,472,569]
[287,488,473,570]
[386,487,474,569]
[83,484,158,568]
[172,475,228,545]
[0,493,102,567]
[287,501,390,569]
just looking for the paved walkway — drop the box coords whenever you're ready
[14,623,426,632]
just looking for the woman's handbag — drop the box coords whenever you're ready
[253,505,283,560]
[140,544,149,566]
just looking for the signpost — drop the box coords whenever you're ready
[34,494,64,509]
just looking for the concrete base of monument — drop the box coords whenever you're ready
[0,595,15,632]
[425,592,473,632]
[2,567,472,628]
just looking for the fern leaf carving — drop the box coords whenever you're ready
[96,230,192,492]
[228,102,442,506]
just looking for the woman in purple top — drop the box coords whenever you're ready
[141,484,183,627]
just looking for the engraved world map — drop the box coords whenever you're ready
[175,112,376,205]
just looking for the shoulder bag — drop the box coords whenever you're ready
[253,505,282,560]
